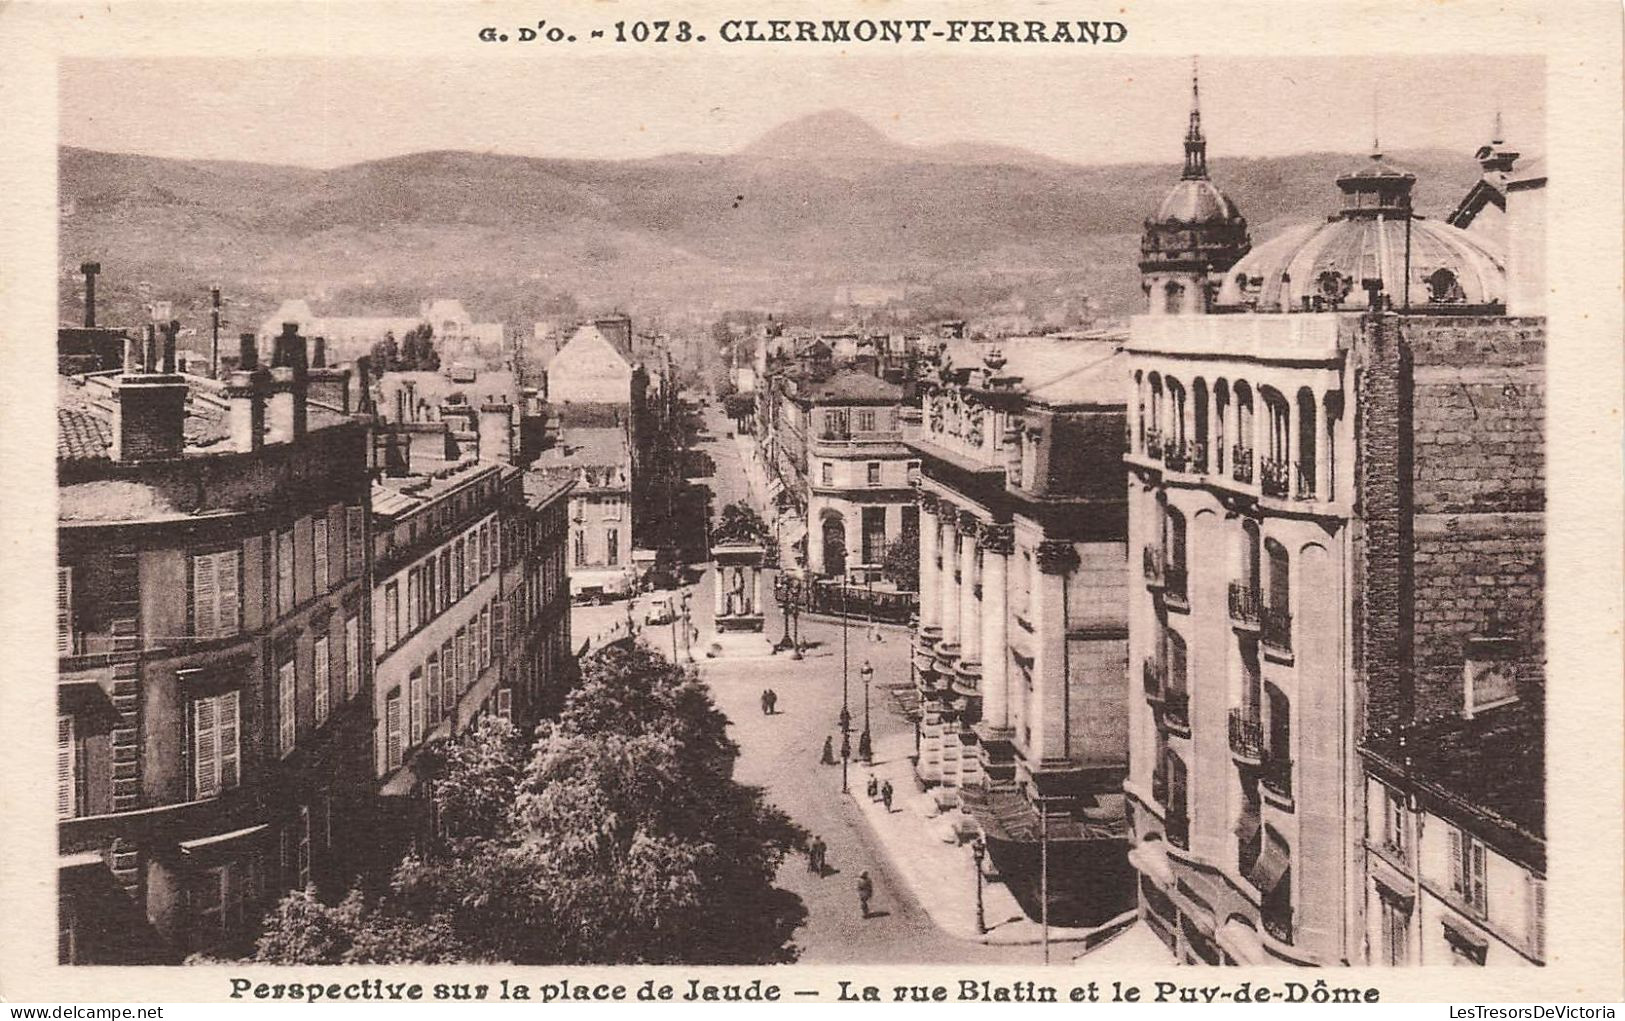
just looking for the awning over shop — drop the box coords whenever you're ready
[178,823,269,862]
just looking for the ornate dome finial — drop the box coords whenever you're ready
[1183,56,1208,181]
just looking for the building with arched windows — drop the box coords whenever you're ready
[1123,87,1546,968]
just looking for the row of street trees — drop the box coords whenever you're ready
[252,643,805,965]
[369,323,441,373]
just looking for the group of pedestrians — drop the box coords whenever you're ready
[865,774,895,812]
[804,835,878,920]
[759,688,780,715]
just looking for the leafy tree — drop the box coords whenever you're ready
[370,332,400,373]
[713,501,769,548]
[254,645,804,965]
[722,392,755,429]
[399,323,439,371]
[881,524,920,592]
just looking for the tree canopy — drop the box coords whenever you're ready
[254,644,804,965]
[712,501,770,548]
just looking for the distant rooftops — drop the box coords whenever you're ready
[792,368,904,406]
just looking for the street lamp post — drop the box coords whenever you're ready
[972,837,987,936]
[839,714,852,795]
[859,660,873,762]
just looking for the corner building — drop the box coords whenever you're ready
[57,327,374,962]
[911,337,1134,930]
[1122,96,1545,967]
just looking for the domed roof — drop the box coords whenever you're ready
[1156,176,1243,224]
[1215,200,1507,311]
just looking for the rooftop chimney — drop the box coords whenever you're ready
[238,332,258,370]
[227,357,270,453]
[80,262,100,328]
[111,322,187,462]
[479,402,514,463]
[312,337,327,368]
[265,322,309,444]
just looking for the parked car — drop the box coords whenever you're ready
[644,598,677,626]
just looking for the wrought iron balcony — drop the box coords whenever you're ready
[1228,707,1264,765]
[1163,438,1187,472]
[1261,754,1294,805]
[1295,461,1317,500]
[1262,905,1294,945]
[1162,690,1191,734]
[1163,563,1188,606]
[1189,440,1209,474]
[1142,655,1166,701]
[1143,428,1162,460]
[1227,581,1261,629]
[1260,457,1291,498]
[1142,545,1166,588]
[1165,804,1190,850]
[1232,445,1254,484]
[1261,604,1293,654]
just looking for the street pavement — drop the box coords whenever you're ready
[568,400,1159,965]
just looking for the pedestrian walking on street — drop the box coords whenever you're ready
[767,689,779,714]
[806,836,821,873]
[867,775,879,800]
[881,779,894,812]
[856,871,874,918]
[820,736,837,765]
[760,690,771,716]
[812,836,827,875]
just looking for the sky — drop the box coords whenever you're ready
[60,54,1545,169]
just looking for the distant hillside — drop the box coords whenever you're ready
[57,110,1486,337]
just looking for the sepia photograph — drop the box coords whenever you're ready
[4,0,1622,1006]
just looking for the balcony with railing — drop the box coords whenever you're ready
[1165,803,1190,850]
[1232,445,1254,484]
[1260,604,1292,656]
[1162,689,1191,736]
[1261,754,1294,807]
[1295,461,1316,500]
[1162,437,1187,472]
[1260,457,1290,498]
[1227,581,1261,630]
[1163,562,1188,608]
[1142,427,1162,461]
[1262,904,1294,945]
[1227,707,1264,765]
[1142,654,1166,702]
[1150,768,1168,806]
[1142,545,1165,589]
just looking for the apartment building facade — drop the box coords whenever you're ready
[910,337,1134,929]
[57,326,374,963]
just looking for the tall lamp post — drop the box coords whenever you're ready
[972,837,987,936]
[858,660,873,762]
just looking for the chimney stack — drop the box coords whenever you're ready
[265,322,309,444]
[239,332,258,370]
[478,402,515,463]
[111,323,188,462]
[80,262,100,328]
[312,336,327,368]
[227,356,270,453]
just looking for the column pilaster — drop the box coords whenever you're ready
[975,523,1014,787]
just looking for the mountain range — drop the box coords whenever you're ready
[58,109,1486,334]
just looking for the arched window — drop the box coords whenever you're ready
[1192,378,1210,472]
[1295,388,1318,499]
[1427,267,1465,303]
[1263,539,1291,652]
[1213,380,1229,474]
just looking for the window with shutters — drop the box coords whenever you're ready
[479,524,490,576]
[384,689,403,771]
[463,628,476,688]
[384,581,400,649]
[453,542,465,597]
[191,690,241,800]
[607,528,620,567]
[278,657,297,757]
[441,639,456,712]
[427,654,442,726]
[439,550,452,611]
[313,634,331,726]
[57,716,76,819]
[490,517,501,568]
[190,550,241,639]
[346,506,365,576]
[574,530,586,567]
[425,557,438,620]
[276,530,295,616]
[297,805,311,890]
[344,615,360,698]
[409,667,425,744]
[313,518,330,593]
[57,567,75,655]
[406,568,420,635]
[482,604,493,668]
[1449,826,1489,917]
[466,532,478,590]
[492,602,506,661]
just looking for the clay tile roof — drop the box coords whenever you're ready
[57,406,110,461]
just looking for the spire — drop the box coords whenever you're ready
[1182,56,1208,180]
[1492,107,1504,145]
